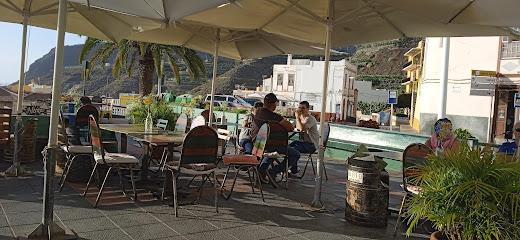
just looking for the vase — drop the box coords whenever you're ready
[145,110,153,133]
[430,231,448,240]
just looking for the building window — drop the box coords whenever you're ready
[277,73,283,85]
[502,41,520,58]
[288,74,295,87]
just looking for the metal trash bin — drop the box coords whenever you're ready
[345,155,389,228]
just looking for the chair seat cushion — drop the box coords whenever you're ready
[165,161,217,171]
[62,145,92,154]
[94,153,139,164]
[222,155,259,165]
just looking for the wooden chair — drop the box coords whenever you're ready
[298,123,330,180]
[174,114,189,133]
[265,123,290,189]
[58,112,93,192]
[393,143,433,236]
[220,123,268,201]
[190,116,206,130]
[162,125,219,217]
[100,101,113,123]
[83,115,139,208]
[0,108,12,153]
[156,119,168,130]
[75,105,99,143]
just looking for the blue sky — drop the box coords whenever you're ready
[0,22,86,85]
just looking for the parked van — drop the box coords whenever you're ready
[205,95,251,108]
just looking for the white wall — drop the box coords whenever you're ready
[420,37,499,117]
[355,81,388,103]
[419,37,500,141]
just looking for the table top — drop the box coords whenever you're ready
[368,151,403,162]
[131,133,186,145]
[99,124,160,135]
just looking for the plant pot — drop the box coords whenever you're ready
[430,231,448,240]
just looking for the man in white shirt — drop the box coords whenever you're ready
[290,101,319,155]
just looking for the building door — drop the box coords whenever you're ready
[495,90,517,139]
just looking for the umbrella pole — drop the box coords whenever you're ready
[24,0,76,238]
[438,37,450,119]
[312,0,334,208]
[208,29,220,125]
[3,10,30,177]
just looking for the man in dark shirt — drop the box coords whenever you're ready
[251,93,300,188]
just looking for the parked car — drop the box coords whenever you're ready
[213,101,244,109]
[205,94,251,108]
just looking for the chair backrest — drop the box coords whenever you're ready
[402,143,433,192]
[156,119,168,130]
[190,115,206,130]
[89,114,106,163]
[58,111,68,148]
[0,108,12,147]
[175,113,189,133]
[80,96,91,105]
[252,123,269,157]
[321,122,331,148]
[91,96,102,104]
[265,123,288,155]
[181,125,218,165]
[76,105,99,127]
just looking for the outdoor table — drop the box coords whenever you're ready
[130,132,186,180]
[99,124,160,153]
[211,121,240,135]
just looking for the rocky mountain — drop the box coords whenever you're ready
[16,38,420,97]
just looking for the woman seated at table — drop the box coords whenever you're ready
[239,101,263,154]
[425,118,461,155]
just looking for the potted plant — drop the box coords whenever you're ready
[405,144,520,240]
[126,95,179,131]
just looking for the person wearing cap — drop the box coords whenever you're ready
[238,101,263,154]
[251,93,300,187]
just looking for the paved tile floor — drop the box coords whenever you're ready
[0,131,432,240]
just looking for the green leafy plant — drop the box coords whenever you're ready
[405,144,520,240]
[214,102,230,112]
[181,96,206,118]
[126,95,178,130]
[231,109,248,114]
[453,128,474,140]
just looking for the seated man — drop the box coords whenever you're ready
[239,101,263,154]
[251,93,300,188]
[290,101,319,156]
[425,118,461,155]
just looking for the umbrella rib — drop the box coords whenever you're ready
[262,0,298,30]
[221,31,259,43]
[448,0,474,23]
[70,4,126,42]
[266,0,325,26]
[0,2,20,13]
[285,0,326,24]
[143,0,166,21]
[177,24,215,42]
[334,0,375,24]
[366,2,407,38]
[4,0,22,13]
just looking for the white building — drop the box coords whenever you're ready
[414,36,516,143]
[260,56,357,121]
[355,81,388,103]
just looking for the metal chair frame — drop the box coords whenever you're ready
[393,143,433,236]
[83,115,138,208]
[58,111,94,192]
[162,125,219,217]
[297,123,330,180]
[220,123,268,201]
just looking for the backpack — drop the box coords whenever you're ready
[498,141,517,155]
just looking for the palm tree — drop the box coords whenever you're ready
[79,37,206,97]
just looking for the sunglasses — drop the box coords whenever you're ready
[298,107,307,109]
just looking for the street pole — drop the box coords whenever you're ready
[390,103,394,131]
